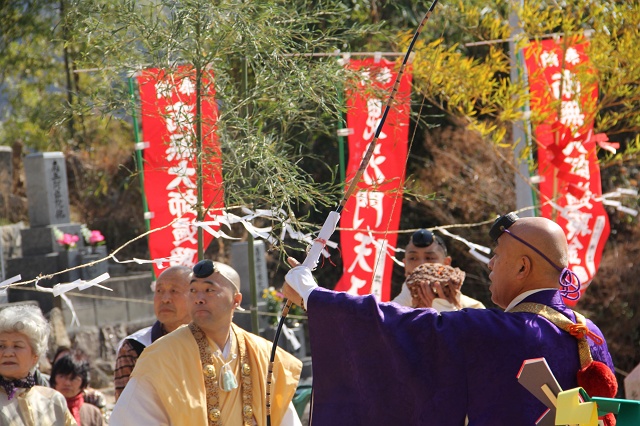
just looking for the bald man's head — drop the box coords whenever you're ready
[509,217,569,273]
[153,265,192,332]
[488,215,571,308]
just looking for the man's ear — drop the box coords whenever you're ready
[234,292,243,307]
[517,255,532,278]
[443,256,452,266]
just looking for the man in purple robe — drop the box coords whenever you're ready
[283,214,615,426]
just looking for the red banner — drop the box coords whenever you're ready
[138,66,224,277]
[524,37,609,303]
[334,58,412,301]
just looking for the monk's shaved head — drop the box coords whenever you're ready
[488,216,571,308]
[508,217,568,273]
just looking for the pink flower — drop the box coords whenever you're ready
[89,230,105,246]
[57,233,79,250]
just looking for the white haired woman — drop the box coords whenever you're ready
[0,304,76,425]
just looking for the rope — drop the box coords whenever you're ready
[566,324,604,345]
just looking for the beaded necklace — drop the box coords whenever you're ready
[189,323,254,426]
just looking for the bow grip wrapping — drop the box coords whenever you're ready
[302,211,341,270]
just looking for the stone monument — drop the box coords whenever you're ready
[0,146,13,284]
[230,240,270,306]
[6,152,108,313]
[0,146,12,205]
[231,240,270,331]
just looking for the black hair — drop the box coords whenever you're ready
[433,235,448,256]
[50,350,90,390]
[52,345,71,364]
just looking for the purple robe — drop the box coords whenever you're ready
[306,288,614,426]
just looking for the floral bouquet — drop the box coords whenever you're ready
[81,225,105,247]
[262,286,306,327]
[262,287,284,326]
[52,227,79,250]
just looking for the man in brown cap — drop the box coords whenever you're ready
[111,259,303,426]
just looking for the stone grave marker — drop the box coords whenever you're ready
[24,152,71,227]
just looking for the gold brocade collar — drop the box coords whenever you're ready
[189,323,254,426]
[510,302,594,368]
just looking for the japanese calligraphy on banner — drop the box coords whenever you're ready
[138,66,225,278]
[334,58,412,301]
[524,37,609,304]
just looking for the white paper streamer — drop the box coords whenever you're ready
[196,208,339,260]
[112,255,183,266]
[616,187,638,196]
[114,208,344,270]
[601,199,622,207]
[52,280,82,297]
[362,228,405,267]
[49,273,112,297]
[61,293,80,327]
[78,273,112,291]
[33,274,110,327]
[617,205,638,216]
[469,248,492,264]
[280,323,302,351]
[437,228,492,255]
[595,187,639,216]
[0,275,21,296]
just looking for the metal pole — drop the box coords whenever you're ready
[241,56,260,334]
[128,77,155,279]
[509,1,535,216]
[0,228,5,283]
[337,83,347,184]
[248,234,259,334]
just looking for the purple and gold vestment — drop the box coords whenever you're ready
[306,288,614,426]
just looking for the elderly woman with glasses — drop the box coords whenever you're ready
[0,304,76,425]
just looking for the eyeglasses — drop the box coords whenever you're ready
[489,213,581,300]
[193,259,215,278]
[411,229,448,256]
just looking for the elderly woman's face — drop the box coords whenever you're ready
[0,332,38,380]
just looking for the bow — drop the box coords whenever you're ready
[266,1,441,423]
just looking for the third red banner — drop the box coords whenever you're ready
[524,37,609,303]
[334,58,412,301]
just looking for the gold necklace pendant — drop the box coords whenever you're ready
[190,323,253,426]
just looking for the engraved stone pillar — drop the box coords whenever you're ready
[0,146,12,196]
[24,152,71,227]
[231,241,270,331]
[230,240,269,303]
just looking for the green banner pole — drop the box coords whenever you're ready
[337,83,347,184]
[128,76,155,280]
